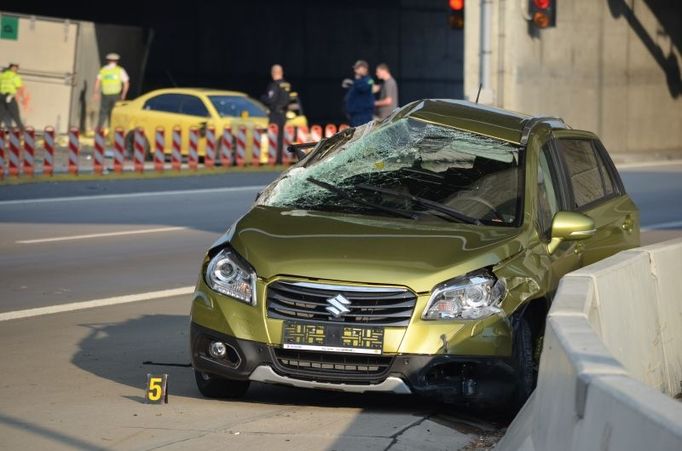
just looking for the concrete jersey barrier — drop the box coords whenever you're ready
[497,238,682,451]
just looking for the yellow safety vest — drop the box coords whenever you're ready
[0,70,22,95]
[99,65,124,95]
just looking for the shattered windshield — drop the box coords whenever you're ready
[257,118,522,226]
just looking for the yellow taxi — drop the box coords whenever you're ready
[110,88,308,159]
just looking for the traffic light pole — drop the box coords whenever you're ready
[479,0,493,103]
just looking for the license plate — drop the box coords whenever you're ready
[282,321,384,355]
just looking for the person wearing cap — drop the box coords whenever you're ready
[93,53,129,130]
[342,60,375,127]
[0,63,26,131]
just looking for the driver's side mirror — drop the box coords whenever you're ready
[547,211,596,254]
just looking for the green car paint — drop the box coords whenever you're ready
[189,100,639,406]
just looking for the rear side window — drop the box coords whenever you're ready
[143,94,182,113]
[557,139,618,208]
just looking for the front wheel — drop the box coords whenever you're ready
[510,318,537,412]
[194,370,250,399]
[124,131,151,161]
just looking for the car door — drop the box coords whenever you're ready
[178,94,212,156]
[553,130,640,266]
[535,141,582,293]
[141,93,185,154]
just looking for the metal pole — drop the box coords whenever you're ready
[479,0,493,100]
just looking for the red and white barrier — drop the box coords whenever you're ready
[68,127,79,175]
[338,123,350,132]
[296,125,309,144]
[324,124,337,138]
[93,128,105,175]
[113,128,125,174]
[267,124,277,165]
[0,129,5,179]
[235,126,247,167]
[154,127,165,172]
[23,127,35,176]
[220,126,233,167]
[8,128,20,176]
[252,127,263,166]
[133,127,145,173]
[171,126,182,171]
[310,124,323,142]
[205,125,216,168]
[43,127,55,176]
[284,125,295,165]
[188,126,199,170]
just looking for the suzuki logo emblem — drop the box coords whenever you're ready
[325,294,352,318]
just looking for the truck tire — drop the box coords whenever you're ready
[194,370,250,399]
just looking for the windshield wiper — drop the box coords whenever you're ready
[306,177,418,220]
[355,183,479,225]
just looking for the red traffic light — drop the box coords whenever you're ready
[528,0,556,28]
[449,0,464,11]
[533,0,550,9]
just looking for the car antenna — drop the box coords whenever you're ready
[165,70,178,88]
[475,84,482,103]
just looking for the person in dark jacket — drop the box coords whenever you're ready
[260,64,291,164]
[342,60,375,127]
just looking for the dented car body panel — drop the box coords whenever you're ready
[190,100,639,403]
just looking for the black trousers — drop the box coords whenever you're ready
[0,96,24,130]
[269,112,286,165]
[97,94,120,129]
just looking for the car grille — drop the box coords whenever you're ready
[272,348,394,383]
[266,281,417,326]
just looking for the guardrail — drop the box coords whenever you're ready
[0,123,349,178]
[497,238,682,451]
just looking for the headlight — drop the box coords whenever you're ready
[205,248,257,305]
[422,271,506,320]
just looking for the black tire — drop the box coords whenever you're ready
[194,370,250,399]
[510,318,537,412]
[124,131,152,161]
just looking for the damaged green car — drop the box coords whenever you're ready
[190,100,639,410]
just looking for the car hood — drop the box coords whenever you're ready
[228,206,525,293]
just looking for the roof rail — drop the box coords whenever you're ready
[520,116,568,146]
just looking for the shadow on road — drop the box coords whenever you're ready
[71,313,509,427]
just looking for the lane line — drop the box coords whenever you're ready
[642,220,682,231]
[16,226,188,244]
[0,286,195,322]
[0,185,263,206]
[616,159,682,170]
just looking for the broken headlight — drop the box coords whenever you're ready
[422,270,506,320]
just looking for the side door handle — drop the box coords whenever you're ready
[574,242,585,255]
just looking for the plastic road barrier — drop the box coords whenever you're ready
[68,127,79,175]
[42,127,55,176]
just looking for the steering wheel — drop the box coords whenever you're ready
[451,195,504,222]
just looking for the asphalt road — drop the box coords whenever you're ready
[0,162,680,450]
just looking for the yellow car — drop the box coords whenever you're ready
[110,88,308,160]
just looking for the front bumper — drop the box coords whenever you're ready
[191,322,516,403]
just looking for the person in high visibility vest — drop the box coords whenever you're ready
[93,53,130,130]
[0,63,27,131]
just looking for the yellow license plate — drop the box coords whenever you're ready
[282,321,384,355]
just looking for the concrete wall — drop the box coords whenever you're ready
[497,238,682,451]
[464,0,682,155]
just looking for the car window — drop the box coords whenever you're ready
[537,146,560,239]
[208,95,268,118]
[557,139,615,208]
[143,94,183,113]
[180,95,210,117]
[258,118,522,226]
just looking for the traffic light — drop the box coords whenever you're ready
[448,0,464,30]
[529,0,556,29]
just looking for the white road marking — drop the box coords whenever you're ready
[0,185,263,206]
[0,286,195,322]
[616,159,682,170]
[16,226,188,244]
[641,220,682,231]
